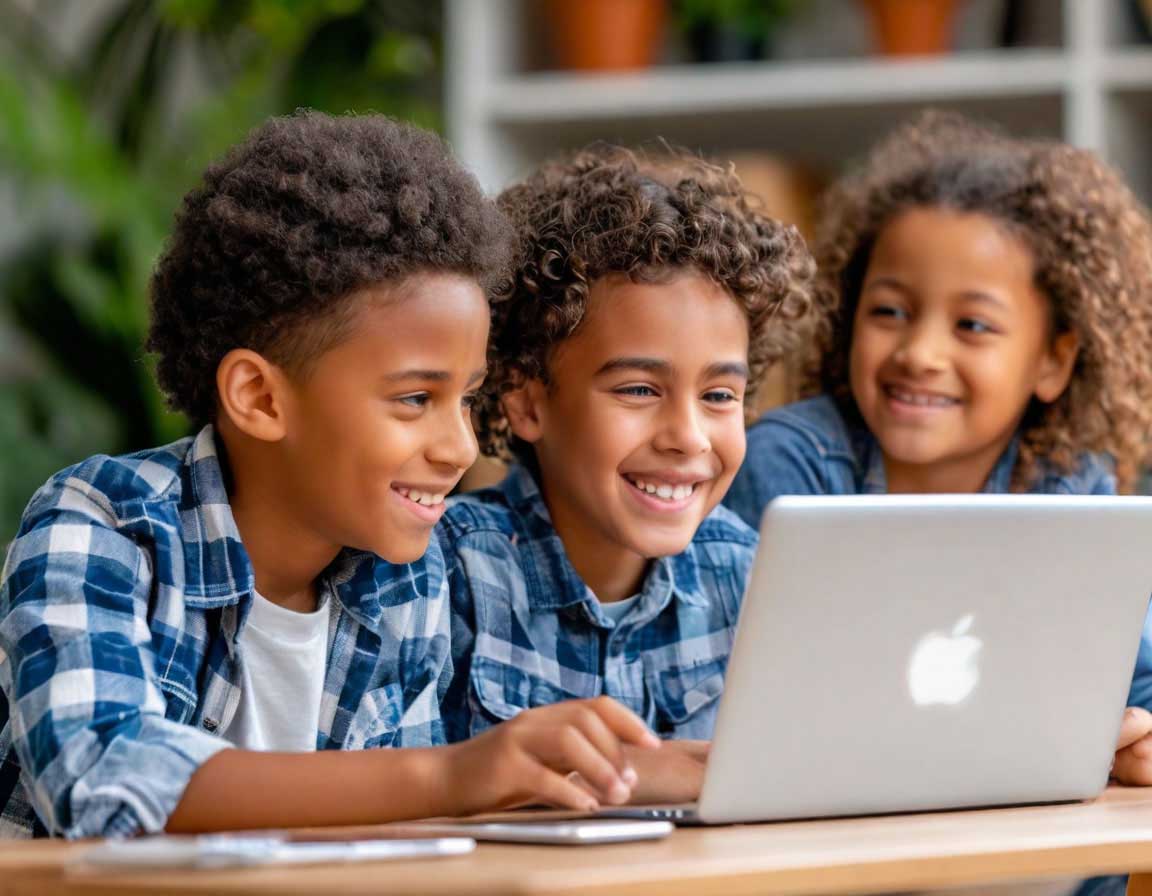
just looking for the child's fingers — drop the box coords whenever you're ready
[540,725,632,805]
[565,704,635,781]
[525,761,603,812]
[586,695,662,750]
[1116,706,1152,751]
[664,739,711,761]
[1112,733,1152,785]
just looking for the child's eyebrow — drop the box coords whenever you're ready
[383,368,488,385]
[383,369,451,382]
[595,357,749,379]
[705,361,750,380]
[863,276,910,294]
[595,357,671,376]
[958,291,1009,312]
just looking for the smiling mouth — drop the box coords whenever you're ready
[393,486,446,508]
[883,385,961,408]
[622,474,701,503]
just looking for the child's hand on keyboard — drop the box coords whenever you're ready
[1112,706,1152,785]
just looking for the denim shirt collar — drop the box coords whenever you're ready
[857,427,1019,494]
[500,465,707,625]
[179,425,390,634]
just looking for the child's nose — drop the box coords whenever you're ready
[893,325,949,374]
[654,402,711,455]
[428,408,479,471]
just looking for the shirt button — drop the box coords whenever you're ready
[202,718,219,733]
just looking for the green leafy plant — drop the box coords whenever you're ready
[674,0,802,42]
[0,0,442,546]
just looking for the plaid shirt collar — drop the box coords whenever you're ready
[498,465,708,621]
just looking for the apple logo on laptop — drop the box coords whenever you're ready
[907,614,982,706]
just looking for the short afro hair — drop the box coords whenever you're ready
[148,110,512,425]
[808,110,1152,492]
[475,143,815,463]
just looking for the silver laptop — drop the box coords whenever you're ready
[608,494,1152,825]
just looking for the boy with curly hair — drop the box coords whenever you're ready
[0,113,659,839]
[437,145,813,799]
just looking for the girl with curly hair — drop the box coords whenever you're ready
[726,110,1152,516]
[722,112,1152,826]
[437,144,814,801]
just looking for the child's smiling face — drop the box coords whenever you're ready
[277,272,489,563]
[504,271,749,597]
[848,207,1078,492]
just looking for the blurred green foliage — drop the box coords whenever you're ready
[0,0,442,545]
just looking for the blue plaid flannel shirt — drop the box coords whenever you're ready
[439,465,756,743]
[0,427,450,839]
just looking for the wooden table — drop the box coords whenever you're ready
[8,788,1152,895]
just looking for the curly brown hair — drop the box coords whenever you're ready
[807,111,1152,492]
[476,143,815,463]
[147,110,511,426]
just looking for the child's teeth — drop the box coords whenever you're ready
[630,477,696,502]
[403,490,442,507]
[892,388,953,407]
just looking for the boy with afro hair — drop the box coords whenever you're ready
[0,113,658,839]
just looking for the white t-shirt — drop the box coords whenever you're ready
[224,590,330,751]
[599,594,641,625]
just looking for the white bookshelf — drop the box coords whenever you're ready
[446,0,1152,203]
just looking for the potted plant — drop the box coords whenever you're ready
[676,0,801,63]
[859,0,962,57]
[543,0,668,72]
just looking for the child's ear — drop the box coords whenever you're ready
[216,349,289,442]
[501,378,548,445]
[1034,330,1080,404]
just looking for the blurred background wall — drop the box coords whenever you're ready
[3,0,1151,543]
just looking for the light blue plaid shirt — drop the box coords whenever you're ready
[439,466,756,743]
[0,427,450,839]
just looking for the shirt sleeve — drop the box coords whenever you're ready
[1127,601,1152,711]
[723,416,830,530]
[0,483,229,839]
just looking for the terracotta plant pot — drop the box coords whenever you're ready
[544,0,667,71]
[861,0,961,56]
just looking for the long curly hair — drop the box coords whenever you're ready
[807,111,1152,492]
[148,110,512,426]
[476,143,815,463]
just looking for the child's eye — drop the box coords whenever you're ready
[461,391,480,409]
[703,389,740,405]
[397,393,430,408]
[614,384,658,398]
[957,318,995,334]
[868,304,907,320]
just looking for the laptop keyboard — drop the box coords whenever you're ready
[597,805,699,822]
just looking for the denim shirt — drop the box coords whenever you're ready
[438,466,756,743]
[723,394,1117,531]
[0,427,451,839]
